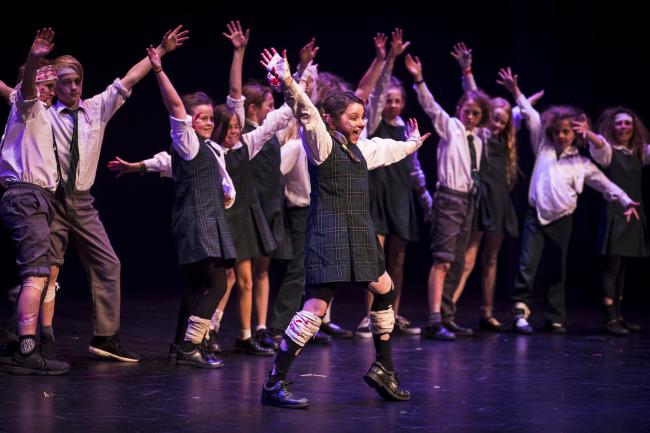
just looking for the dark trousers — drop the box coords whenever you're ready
[511,208,573,324]
[50,191,121,336]
[270,206,309,330]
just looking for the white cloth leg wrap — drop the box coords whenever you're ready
[369,307,395,335]
[514,302,531,318]
[184,315,211,344]
[43,282,60,303]
[285,310,321,347]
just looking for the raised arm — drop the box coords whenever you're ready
[497,67,543,155]
[121,25,189,91]
[147,46,184,119]
[224,20,250,101]
[573,118,612,167]
[21,28,55,101]
[405,53,455,140]
[355,32,387,103]
[366,29,410,135]
[296,38,320,79]
[261,48,333,165]
[450,42,477,92]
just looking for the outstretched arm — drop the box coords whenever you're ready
[147,46,185,119]
[121,25,189,91]
[224,20,250,101]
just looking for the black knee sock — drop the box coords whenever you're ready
[268,335,302,384]
[370,288,395,371]
[604,304,617,323]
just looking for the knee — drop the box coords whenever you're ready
[481,252,498,269]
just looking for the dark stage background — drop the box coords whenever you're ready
[1,3,649,313]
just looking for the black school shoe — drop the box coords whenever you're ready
[176,346,224,369]
[261,379,309,409]
[89,332,141,362]
[256,329,280,351]
[363,361,411,401]
[11,349,70,376]
[235,337,275,356]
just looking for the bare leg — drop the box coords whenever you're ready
[40,265,59,328]
[385,235,407,316]
[452,231,483,304]
[252,256,271,329]
[235,260,254,336]
[480,233,504,319]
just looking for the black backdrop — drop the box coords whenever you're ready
[1,3,649,311]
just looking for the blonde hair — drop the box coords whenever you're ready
[54,55,84,80]
[492,97,519,189]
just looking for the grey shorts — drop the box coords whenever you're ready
[0,183,55,278]
[430,187,475,264]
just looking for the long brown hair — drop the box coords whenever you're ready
[456,89,492,128]
[596,106,650,159]
[212,103,238,144]
[492,97,519,188]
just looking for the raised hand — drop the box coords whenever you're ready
[404,54,423,81]
[160,25,190,54]
[299,37,320,70]
[30,28,55,58]
[107,156,140,178]
[571,118,590,139]
[147,45,162,71]
[528,89,545,106]
[406,118,432,143]
[496,67,519,96]
[260,48,291,80]
[373,33,387,60]
[388,28,411,58]
[223,20,250,51]
[450,42,472,70]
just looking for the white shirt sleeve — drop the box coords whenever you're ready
[283,79,333,165]
[583,159,633,208]
[227,95,246,131]
[169,115,199,161]
[413,82,454,141]
[14,90,43,122]
[242,103,294,160]
[366,60,393,136]
[357,135,422,171]
[143,151,172,178]
[87,78,132,123]
[588,136,613,167]
[280,139,302,176]
[516,93,543,156]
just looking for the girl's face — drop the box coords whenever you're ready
[250,92,275,124]
[459,100,482,130]
[191,104,215,140]
[490,107,510,136]
[552,119,576,152]
[222,114,242,148]
[334,102,366,144]
[614,115,634,146]
[381,88,404,121]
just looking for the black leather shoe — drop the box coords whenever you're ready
[268,328,285,342]
[620,318,641,332]
[363,361,411,401]
[205,330,222,354]
[261,379,309,409]
[40,334,57,360]
[235,338,275,356]
[321,321,354,338]
[544,322,567,334]
[312,331,332,345]
[442,320,474,337]
[11,350,70,376]
[422,323,456,340]
[605,320,629,336]
[89,332,141,362]
[478,317,508,332]
[176,347,224,368]
[256,329,280,350]
[512,309,534,335]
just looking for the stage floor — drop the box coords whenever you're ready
[1,294,648,433]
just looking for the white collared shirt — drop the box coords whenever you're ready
[0,91,58,191]
[589,138,650,168]
[517,94,633,225]
[280,138,310,208]
[48,78,131,191]
[413,81,484,193]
